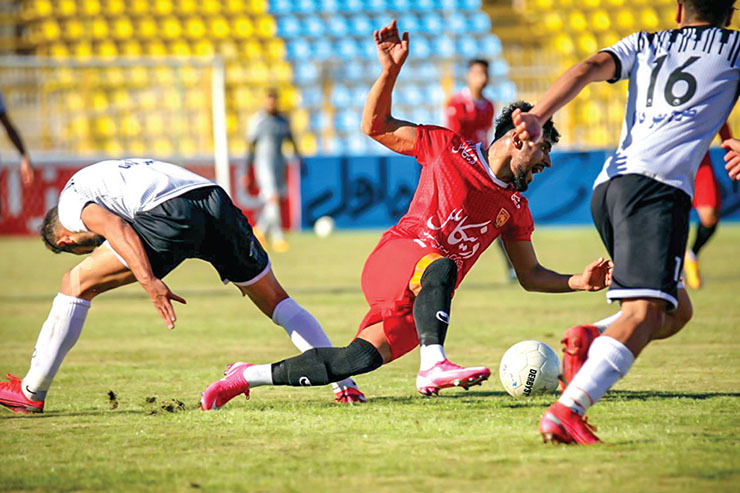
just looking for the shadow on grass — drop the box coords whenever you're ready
[603,390,740,401]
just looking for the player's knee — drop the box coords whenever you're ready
[621,300,665,330]
[673,297,693,331]
[420,258,457,292]
[59,267,101,301]
[323,339,384,380]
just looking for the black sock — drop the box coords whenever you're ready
[413,258,457,346]
[691,223,717,256]
[270,338,383,387]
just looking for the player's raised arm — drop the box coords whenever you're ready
[80,204,186,329]
[361,20,418,155]
[504,240,612,293]
[513,51,617,144]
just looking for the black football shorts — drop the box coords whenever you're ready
[127,186,270,285]
[591,174,691,310]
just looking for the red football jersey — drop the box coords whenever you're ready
[388,125,534,287]
[444,88,495,144]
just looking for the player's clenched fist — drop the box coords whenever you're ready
[374,19,409,73]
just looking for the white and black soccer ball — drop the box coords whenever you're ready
[313,215,335,238]
[499,340,560,397]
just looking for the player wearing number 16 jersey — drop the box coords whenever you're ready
[200,21,613,410]
[514,0,740,444]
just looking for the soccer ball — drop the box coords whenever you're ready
[313,215,335,238]
[499,340,560,397]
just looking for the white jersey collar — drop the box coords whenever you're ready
[474,142,512,189]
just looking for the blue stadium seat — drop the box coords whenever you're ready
[331,85,352,107]
[303,15,325,37]
[490,59,509,77]
[421,13,444,33]
[492,81,516,102]
[338,38,359,59]
[411,36,431,59]
[480,35,502,57]
[351,86,369,104]
[286,39,310,59]
[301,86,323,107]
[351,14,373,35]
[345,0,364,13]
[311,38,332,60]
[424,84,445,104]
[446,14,467,34]
[347,134,368,154]
[296,0,319,14]
[269,0,293,14]
[398,14,420,33]
[365,0,388,12]
[413,0,438,12]
[326,16,350,37]
[294,63,319,85]
[432,35,455,58]
[457,37,478,58]
[277,17,301,38]
[469,12,491,32]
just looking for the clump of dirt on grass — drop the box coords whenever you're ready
[144,397,189,415]
[108,390,119,410]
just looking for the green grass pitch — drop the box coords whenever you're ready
[1,227,739,491]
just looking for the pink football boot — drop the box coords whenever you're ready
[200,362,251,411]
[0,374,44,414]
[416,359,491,396]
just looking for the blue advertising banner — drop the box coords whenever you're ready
[301,148,740,229]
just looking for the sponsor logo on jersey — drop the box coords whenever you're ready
[510,193,522,210]
[495,208,511,228]
[426,208,491,260]
[450,141,479,165]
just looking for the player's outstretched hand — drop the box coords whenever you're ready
[20,154,34,186]
[572,257,613,291]
[512,108,542,147]
[721,138,740,180]
[374,19,409,73]
[144,279,187,329]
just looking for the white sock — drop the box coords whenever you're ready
[259,201,283,241]
[22,293,90,401]
[272,298,354,390]
[419,344,447,371]
[243,364,273,387]
[592,311,622,334]
[559,336,634,415]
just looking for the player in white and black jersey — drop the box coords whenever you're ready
[513,0,739,444]
[0,159,365,413]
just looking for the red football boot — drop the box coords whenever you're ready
[0,374,44,414]
[560,325,600,390]
[539,402,602,445]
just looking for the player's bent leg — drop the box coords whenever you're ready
[651,288,693,341]
[201,325,388,410]
[237,270,367,402]
[686,207,720,289]
[1,247,136,413]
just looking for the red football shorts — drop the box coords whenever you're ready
[693,153,721,209]
[356,235,444,362]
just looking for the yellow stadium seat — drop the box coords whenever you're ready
[606,0,624,6]
[569,11,587,32]
[186,91,208,110]
[641,8,659,30]
[162,17,183,39]
[246,62,269,82]
[225,0,245,14]
[249,0,267,13]
[69,115,89,137]
[583,0,600,8]
[272,61,293,83]
[104,0,125,16]
[554,34,575,56]
[154,67,175,85]
[193,39,215,56]
[592,10,610,32]
[177,0,197,15]
[265,39,285,59]
[179,138,197,156]
[535,0,553,9]
[111,18,133,40]
[194,114,211,135]
[64,19,84,41]
[94,116,116,138]
[291,109,309,133]
[122,40,143,56]
[217,40,238,58]
[105,67,125,85]
[97,40,118,58]
[256,16,276,38]
[137,18,158,39]
[129,0,149,15]
[128,66,148,85]
[31,0,53,18]
[616,9,635,31]
[153,137,174,157]
[210,17,231,39]
[201,0,222,15]
[154,0,174,16]
[66,93,85,112]
[299,133,317,155]
[543,13,563,32]
[588,127,610,147]
[662,6,677,26]
[128,139,146,155]
[171,40,191,56]
[41,20,61,41]
[278,85,298,107]
[179,66,201,86]
[82,0,101,17]
[232,17,254,39]
[146,40,168,56]
[185,17,206,39]
[226,113,239,133]
[73,41,93,59]
[229,140,247,156]
[49,43,70,58]
[139,90,158,111]
[58,0,76,17]
[90,18,109,40]
[163,91,183,110]
[112,90,132,109]
[232,86,254,110]
[241,40,263,58]
[145,114,165,134]
[600,32,621,49]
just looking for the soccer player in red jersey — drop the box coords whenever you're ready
[200,21,613,409]
[684,122,732,289]
[446,59,517,282]
[444,59,495,144]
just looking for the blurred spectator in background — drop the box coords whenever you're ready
[245,88,301,253]
[0,88,34,186]
[445,60,515,281]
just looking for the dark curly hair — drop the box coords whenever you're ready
[493,101,560,145]
[682,0,735,27]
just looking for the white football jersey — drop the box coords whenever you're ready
[595,27,740,197]
[57,159,214,232]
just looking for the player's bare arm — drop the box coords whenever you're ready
[721,138,740,180]
[512,52,617,144]
[504,240,612,293]
[0,111,34,185]
[361,19,417,154]
[80,203,186,329]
